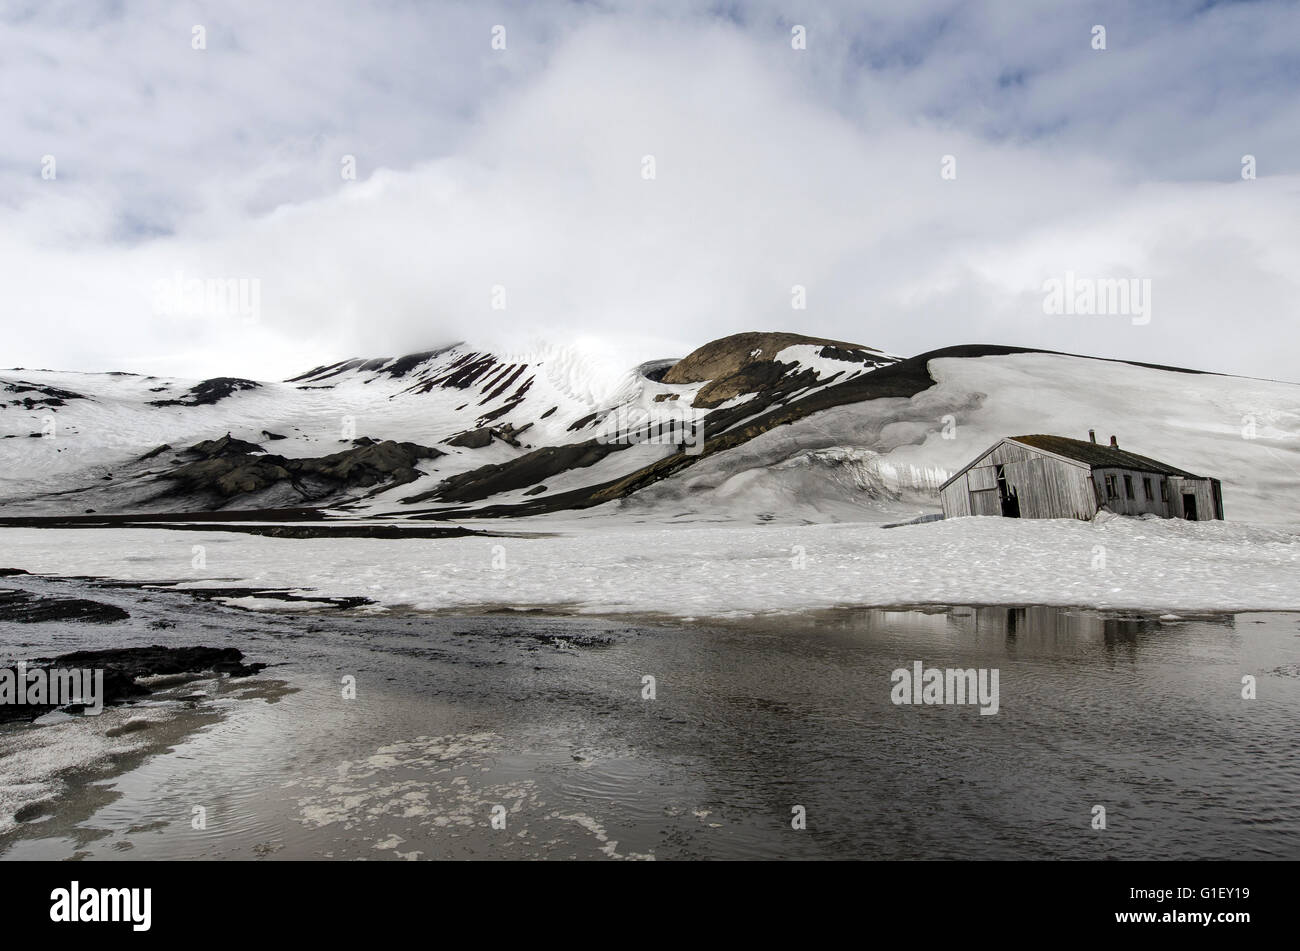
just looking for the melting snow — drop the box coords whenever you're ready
[1,515,1297,616]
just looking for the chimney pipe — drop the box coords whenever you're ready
[1109,435,1118,448]
[1089,429,1096,443]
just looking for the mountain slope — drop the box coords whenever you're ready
[0,334,898,517]
[623,348,1300,525]
[1,335,1295,525]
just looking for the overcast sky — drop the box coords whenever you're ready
[3,0,1299,381]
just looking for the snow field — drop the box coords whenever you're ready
[1,514,1296,617]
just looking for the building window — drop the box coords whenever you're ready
[1143,477,1154,501]
[1105,475,1118,500]
[1124,475,1135,499]
[1160,481,1169,502]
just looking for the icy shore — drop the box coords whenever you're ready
[1,514,1297,617]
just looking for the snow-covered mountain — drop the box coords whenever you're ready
[2,334,1297,525]
[625,348,1300,526]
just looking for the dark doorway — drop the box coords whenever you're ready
[1182,493,1198,520]
[996,465,1021,517]
[1006,607,1024,639]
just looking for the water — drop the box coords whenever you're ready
[1,579,1297,860]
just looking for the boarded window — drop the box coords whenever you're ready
[967,467,996,491]
[1124,475,1135,499]
[969,488,1000,516]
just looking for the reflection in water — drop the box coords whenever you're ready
[954,604,1172,647]
[819,604,1235,652]
[0,594,1294,862]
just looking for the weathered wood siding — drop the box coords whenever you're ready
[1165,476,1221,521]
[999,456,1097,520]
[1091,467,1170,517]
[939,477,972,517]
[940,439,1097,520]
[939,438,1223,521]
[967,466,997,490]
[1090,471,1223,521]
[969,488,1001,516]
[975,441,1041,469]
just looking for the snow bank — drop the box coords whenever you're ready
[1,515,1296,617]
[632,352,1300,525]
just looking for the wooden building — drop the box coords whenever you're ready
[939,432,1224,521]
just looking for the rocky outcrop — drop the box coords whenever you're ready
[662,331,886,384]
[148,377,261,407]
[662,332,894,408]
[445,427,494,449]
[405,439,621,504]
[190,433,266,458]
[160,437,445,501]
[0,645,266,723]
[444,422,533,449]
[2,380,87,409]
[693,358,796,408]
[408,346,953,517]
[0,588,130,624]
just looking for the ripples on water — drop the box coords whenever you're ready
[2,598,1297,860]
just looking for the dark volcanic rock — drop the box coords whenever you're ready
[286,358,368,383]
[496,422,531,447]
[662,332,887,385]
[189,433,266,458]
[445,423,532,450]
[0,588,129,623]
[693,359,795,409]
[42,646,266,680]
[567,412,599,432]
[818,345,877,363]
[171,523,483,539]
[0,646,266,723]
[302,440,443,486]
[404,440,622,504]
[383,349,449,378]
[446,427,494,449]
[294,347,457,383]
[148,377,261,407]
[409,345,956,519]
[160,439,445,500]
[2,380,88,409]
[659,332,896,409]
[424,353,499,390]
[163,454,294,497]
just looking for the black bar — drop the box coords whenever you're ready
[4,860,1286,938]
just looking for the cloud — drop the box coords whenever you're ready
[2,0,1298,381]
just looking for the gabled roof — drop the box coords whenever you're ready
[1007,434,1204,478]
[940,434,1207,491]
